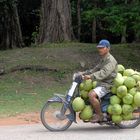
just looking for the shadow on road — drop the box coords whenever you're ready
[38,124,123,133]
[67,125,122,132]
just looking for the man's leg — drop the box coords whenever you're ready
[88,91,103,121]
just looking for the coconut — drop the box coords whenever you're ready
[129,88,137,96]
[111,86,117,94]
[117,64,125,74]
[72,97,85,112]
[112,115,122,124]
[83,79,93,91]
[111,104,122,115]
[107,104,113,114]
[124,77,136,89]
[123,69,135,77]
[134,92,140,107]
[122,104,133,115]
[110,95,121,105]
[92,81,97,88]
[80,90,89,100]
[132,74,140,82]
[79,105,93,121]
[117,85,127,98]
[79,83,84,91]
[114,73,124,87]
[122,113,133,120]
[123,94,133,105]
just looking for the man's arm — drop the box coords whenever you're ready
[90,61,117,81]
[81,62,101,75]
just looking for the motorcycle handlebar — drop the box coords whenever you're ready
[73,73,83,84]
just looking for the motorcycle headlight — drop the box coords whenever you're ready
[72,73,77,81]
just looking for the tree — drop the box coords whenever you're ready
[77,0,81,41]
[18,0,41,46]
[0,0,24,49]
[99,1,128,43]
[38,0,74,44]
[81,0,97,43]
[92,0,98,43]
[99,0,140,43]
[121,0,128,43]
[131,0,140,43]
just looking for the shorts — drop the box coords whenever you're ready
[93,86,108,99]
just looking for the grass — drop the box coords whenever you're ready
[0,71,70,117]
[0,42,140,117]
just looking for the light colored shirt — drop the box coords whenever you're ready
[84,52,118,91]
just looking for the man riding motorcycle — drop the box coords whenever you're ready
[79,39,118,122]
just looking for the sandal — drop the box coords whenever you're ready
[90,114,103,123]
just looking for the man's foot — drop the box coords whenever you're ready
[90,114,103,123]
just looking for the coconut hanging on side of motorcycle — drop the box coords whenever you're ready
[71,73,110,122]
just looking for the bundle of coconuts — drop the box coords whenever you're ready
[72,64,140,123]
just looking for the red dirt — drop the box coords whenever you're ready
[0,112,40,126]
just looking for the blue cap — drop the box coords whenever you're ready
[97,39,111,48]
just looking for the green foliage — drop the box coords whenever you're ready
[0,0,17,9]
[1,0,140,47]
[102,1,140,36]
[0,72,69,117]
[71,0,140,42]
[0,43,140,116]
[31,26,39,45]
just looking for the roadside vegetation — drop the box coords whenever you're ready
[0,43,140,117]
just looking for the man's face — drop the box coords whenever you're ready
[97,47,109,56]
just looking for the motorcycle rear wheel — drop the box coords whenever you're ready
[117,108,140,129]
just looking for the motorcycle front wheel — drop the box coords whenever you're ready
[40,101,73,131]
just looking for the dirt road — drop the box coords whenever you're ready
[0,122,140,140]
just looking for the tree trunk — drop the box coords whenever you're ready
[38,0,74,44]
[92,18,96,43]
[0,3,24,49]
[121,0,127,43]
[132,0,140,43]
[121,25,127,43]
[135,32,140,43]
[77,0,81,41]
[92,0,97,43]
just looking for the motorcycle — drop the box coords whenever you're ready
[40,73,140,131]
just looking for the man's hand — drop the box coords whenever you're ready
[77,72,84,75]
[73,72,92,81]
[73,72,84,81]
[82,75,91,80]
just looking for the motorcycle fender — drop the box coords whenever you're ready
[47,96,64,103]
[47,96,77,123]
